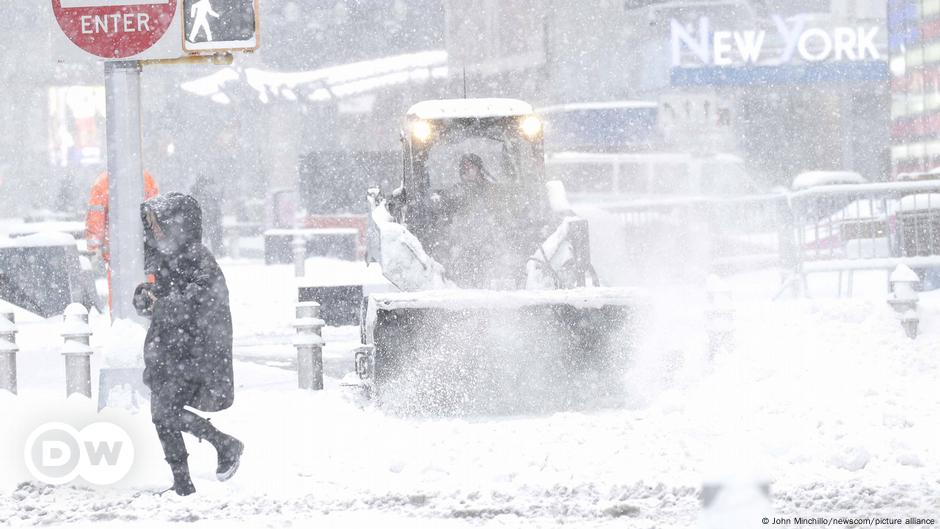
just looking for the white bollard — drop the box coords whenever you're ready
[0,312,18,394]
[62,303,94,397]
[293,233,306,278]
[292,302,325,390]
[705,275,734,358]
[700,477,772,529]
[226,226,241,260]
[887,264,920,339]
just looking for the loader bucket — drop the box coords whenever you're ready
[366,287,646,415]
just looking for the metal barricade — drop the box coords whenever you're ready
[789,180,940,293]
[600,180,940,294]
[603,193,789,281]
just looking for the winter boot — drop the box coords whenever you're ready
[177,411,244,481]
[166,457,196,496]
[213,434,244,482]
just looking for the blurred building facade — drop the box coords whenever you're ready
[5,0,895,220]
[8,1,448,220]
[443,0,890,187]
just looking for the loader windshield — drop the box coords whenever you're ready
[425,136,511,190]
[414,116,543,195]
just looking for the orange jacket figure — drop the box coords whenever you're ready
[85,170,160,263]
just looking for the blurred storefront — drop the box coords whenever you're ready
[658,1,889,186]
[47,86,106,213]
[889,0,940,176]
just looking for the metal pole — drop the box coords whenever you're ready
[105,60,146,322]
[0,312,18,394]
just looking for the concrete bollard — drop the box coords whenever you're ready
[292,233,306,278]
[887,264,919,339]
[61,303,93,397]
[0,312,18,394]
[705,275,734,359]
[292,302,325,390]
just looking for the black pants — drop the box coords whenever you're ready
[150,377,222,464]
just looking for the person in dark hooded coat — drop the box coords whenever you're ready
[134,192,243,496]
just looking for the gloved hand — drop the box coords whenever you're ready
[133,282,157,317]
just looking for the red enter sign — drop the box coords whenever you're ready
[52,0,178,59]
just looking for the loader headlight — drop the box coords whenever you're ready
[410,119,433,142]
[519,115,543,139]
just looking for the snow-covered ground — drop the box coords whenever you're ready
[1,256,939,528]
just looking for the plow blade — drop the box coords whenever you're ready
[365,288,646,415]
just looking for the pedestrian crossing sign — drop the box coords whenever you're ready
[183,0,258,53]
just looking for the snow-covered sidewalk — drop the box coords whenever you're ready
[1,261,939,527]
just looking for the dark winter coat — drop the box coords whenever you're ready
[136,192,234,412]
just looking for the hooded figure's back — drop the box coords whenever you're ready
[141,192,234,412]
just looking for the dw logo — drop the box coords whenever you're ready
[24,422,135,486]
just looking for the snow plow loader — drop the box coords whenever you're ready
[350,98,645,414]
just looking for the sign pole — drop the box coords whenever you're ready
[104,60,146,322]
[53,0,260,322]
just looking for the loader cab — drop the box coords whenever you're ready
[396,98,549,287]
[401,99,545,211]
